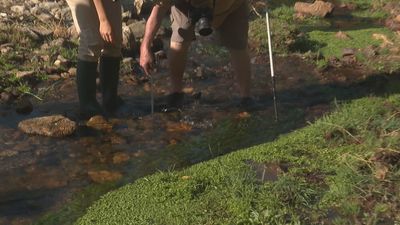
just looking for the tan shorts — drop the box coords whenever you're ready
[170,2,249,50]
[66,0,122,62]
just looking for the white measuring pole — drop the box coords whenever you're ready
[266,11,275,79]
[266,11,278,121]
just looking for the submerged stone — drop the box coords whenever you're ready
[88,170,122,183]
[86,115,113,132]
[18,115,77,137]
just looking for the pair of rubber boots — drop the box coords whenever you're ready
[76,57,123,119]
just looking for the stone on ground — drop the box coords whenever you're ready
[18,115,77,137]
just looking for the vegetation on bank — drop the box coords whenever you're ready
[249,0,400,72]
[0,22,77,101]
[74,94,400,224]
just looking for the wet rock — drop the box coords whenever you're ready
[16,70,35,79]
[0,150,18,158]
[122,10,132,21]
[126,20,146,40]
[18,115,77,137]
[88,170,122,183]
[47,74,61,81]
[37,12,54,23]
[68,67,77,77]
[132,0,153,15]
[0,46,13,54]
[61,72,70,78]
[1,92,13,103]
[30,6,42,15]
[31,27,53,38]
[44,66,62,74]
[113,152,130,164]
[11,5,26,15]
[122,57,135,65]
[166,121,192,132]
[15,98,33,115]
[294,1,335,18]
[54,55,69,68]
[132,150,145,158]
[122,24,137,55]
[86,115,113,132]
[109,134,127,145]
[21,27,41,41]
[40,1,60,11]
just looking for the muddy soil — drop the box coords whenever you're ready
[1,37,399,225]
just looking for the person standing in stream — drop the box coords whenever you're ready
[140,0,257,111]
[66,0,124,118]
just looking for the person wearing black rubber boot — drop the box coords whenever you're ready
[99,56,124,113]
[66,0,123,119]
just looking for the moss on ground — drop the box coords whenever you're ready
[74,94,400,225]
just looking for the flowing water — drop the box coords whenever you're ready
[0,38,398,225]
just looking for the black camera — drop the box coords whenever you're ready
[188,6,213,36]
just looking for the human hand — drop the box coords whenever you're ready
[139,47,155,76]
[99,20,113,44]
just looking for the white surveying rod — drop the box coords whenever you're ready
[266,11,278,122]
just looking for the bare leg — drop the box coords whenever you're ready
[168,41,191,93]
[229,48,251,98]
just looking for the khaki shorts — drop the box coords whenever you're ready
[66,0,122,62]
[170,2,249,50]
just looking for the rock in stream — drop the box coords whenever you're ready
[18,115,77,137]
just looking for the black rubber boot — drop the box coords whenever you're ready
[161,92,184,113]
[76,60,103,119]
[99,56,124,113]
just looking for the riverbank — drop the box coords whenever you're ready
[75,94,400,224]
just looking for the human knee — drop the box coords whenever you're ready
[102,44,122,58]
[78,44,102,62]
[170,41,191,52]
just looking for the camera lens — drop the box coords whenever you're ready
[197,17,213,36]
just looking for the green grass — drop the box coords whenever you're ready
[340,0,395,10]
[250,4,296,54]
[73,95,400,225]
[306,28,395,58]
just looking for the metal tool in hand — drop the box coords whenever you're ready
[266,11,278,122]
[133,60,155,115]
[149,55,159,115]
